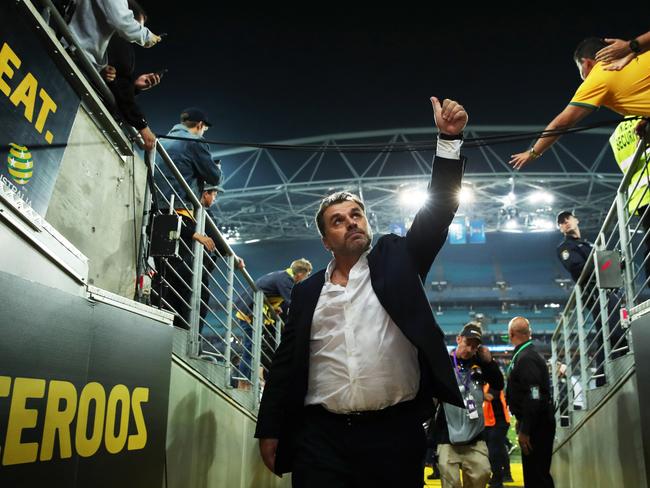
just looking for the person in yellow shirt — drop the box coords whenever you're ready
[510,37,650,170]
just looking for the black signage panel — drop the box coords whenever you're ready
[0,272,172,487]
[0,1,81,215]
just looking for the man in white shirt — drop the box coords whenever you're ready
[255,96,468,487]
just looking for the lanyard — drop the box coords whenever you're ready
[507,340,533,374]
[452,350,472,392]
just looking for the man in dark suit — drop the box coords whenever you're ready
[255,96,468,488]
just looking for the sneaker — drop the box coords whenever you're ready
[503,474,514,483]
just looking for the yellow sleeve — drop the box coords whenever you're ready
[569,69,607,110]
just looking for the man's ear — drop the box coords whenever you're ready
[322,236,330,252]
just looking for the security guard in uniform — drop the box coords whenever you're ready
[556,210,627,385]
[506,317,555,488]
[556,210,593,283]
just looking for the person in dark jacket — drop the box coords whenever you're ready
[506,316,555,488]
[103,0,160,150]
[155,107,222,207]
[556,210,628,384]
[556,210,593,283]
[255,97,467,488]
[435,322,504,488]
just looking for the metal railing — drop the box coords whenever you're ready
[141,143,283,407]
[25,0,282,409]
[552,125,649,429]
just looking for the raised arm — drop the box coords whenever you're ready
[405,97,467,278]
[509,104,593,170]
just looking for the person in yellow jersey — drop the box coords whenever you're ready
[509,37,650,170]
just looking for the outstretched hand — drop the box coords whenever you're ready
[431,97,468,136]
[509,151,535,170]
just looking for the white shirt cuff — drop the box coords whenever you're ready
[436,137,463,160]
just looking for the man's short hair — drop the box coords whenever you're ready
[315,191,365,237]
[290,258,313,275]
[181,120,200,129]
[574,37,607,63]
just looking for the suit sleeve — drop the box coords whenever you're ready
[405,155,465,278]
[254,285,301,439]
[516,356,546,435]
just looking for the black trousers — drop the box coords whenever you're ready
[521,410,555,488]
[485,422,509,483]
[291,402,426,488]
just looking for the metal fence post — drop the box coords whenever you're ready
[187,206,205,357]
[594,234,613,382]
[551,330,560,425]
[616,192,637,308]
[573,285,590,410]
[135,149,154,303]
[252,290,264,408]
[224,254,236,388]
[561,314,575,416]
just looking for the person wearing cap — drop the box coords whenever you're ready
[155,107,222,208]
[434,322,504,488]
[556,210,628,385]
[556,210,593,283]
[506,317,555,488]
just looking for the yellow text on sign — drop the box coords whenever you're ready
[0,377,150,466]
[0,41,58,144]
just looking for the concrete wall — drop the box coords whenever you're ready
[551,370,647,487]
[165,360,290,488]
[46,106,147,298]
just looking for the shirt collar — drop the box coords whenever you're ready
[324,249,371,283]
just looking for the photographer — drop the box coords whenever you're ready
[434,322,504,488]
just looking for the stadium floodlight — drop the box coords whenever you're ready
[528,190,554,204]
[504,218,519,230]
[502,192,516,205]
[535,217,555,230]
[399,188,429,209]
[459,186,474,204]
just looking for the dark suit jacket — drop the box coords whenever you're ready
[255,153,466,475]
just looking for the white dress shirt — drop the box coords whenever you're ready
[304,253,420,413]
[304,137,461,413]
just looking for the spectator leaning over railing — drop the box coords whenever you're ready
[595,32,650,72]
[101,0,161,150]
[67,0,161,72]
[155,107,222,207]
[233,259,313,390]
[509,37,650,170]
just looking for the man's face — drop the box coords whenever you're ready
[201,190,217,208]
[321,200,372,256]
[558,215,579,236]
[456,336,480,360]
[197,121,208,138]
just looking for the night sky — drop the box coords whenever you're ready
[134,6,650,145]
